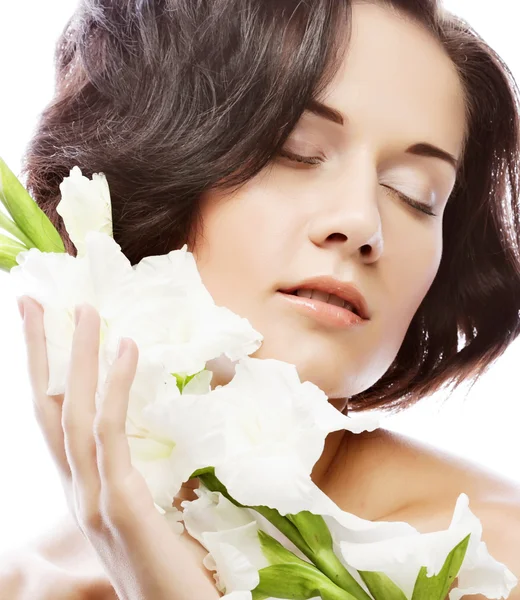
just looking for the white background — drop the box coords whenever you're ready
[0,1,519,558]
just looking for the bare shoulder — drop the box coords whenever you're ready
[330,425,519,526]
[368,429,520,599]
[347,426,520,512]
[0,512,117,600]
[382,487,520,599]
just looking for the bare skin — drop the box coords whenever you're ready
[2,428,519,599]
[2,1,520,598]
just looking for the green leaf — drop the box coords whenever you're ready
[198,471,245,507]
[0,157,65,253]
[257,529,311,568]
[287,512,334,553]
[198,472,315,564]
[256,516,372,600]
[189,466,215,479]
[0,209,35,249]
[254,505,314,562]
[172,370,202,393]
[253,563,360,600]
[411,534,471,600]
[358,571,407,600]
[0,232,28,273]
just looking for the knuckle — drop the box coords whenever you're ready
[107,505,128,531]
[102,487,131,529]
[33,395,63,428]
[61,408,77,432]
[78,505,104,532]
[93,415,116,443]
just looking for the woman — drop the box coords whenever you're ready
[2,0,520,597]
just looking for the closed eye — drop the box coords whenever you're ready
[381,185,437,217]
[278,149,437,217]
[277,149,323,166]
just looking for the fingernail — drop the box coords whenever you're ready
[117,337,130,359]
[17,297,25,321]
[74,305,83,326]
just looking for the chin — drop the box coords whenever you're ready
[204,315,388,399]
[248,340,372,399]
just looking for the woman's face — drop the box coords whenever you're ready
[190,2,467,402]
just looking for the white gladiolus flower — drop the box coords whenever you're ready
[9,165,263,515]
[336,493,517,600]
[206,356,381,515]
[10,166,262,395]
[56,166,113,257]
[183,487,268,595]
[184,488,516,600]
[182,487,320,600]
[126,371,229,511]
[10,231,263,396]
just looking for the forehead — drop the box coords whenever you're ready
[320,2,467,159]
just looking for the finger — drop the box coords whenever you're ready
[20,296,70,477]
[62,303,102,507]
[95,337,138,485]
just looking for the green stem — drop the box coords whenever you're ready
[323,583,362,600]
[253,563,362,600]
[312,550,373,600]
[286,512,372,600]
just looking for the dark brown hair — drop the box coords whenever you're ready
[20,0,520,413]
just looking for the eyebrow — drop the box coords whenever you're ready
[306,99,460,171]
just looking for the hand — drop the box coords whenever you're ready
[18,296,220,600]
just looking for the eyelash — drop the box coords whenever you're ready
[277,149,438,217]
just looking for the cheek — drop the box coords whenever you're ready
[387,224,443,325]
[190,186,283,311]
[353,226,443,395]
[413,228,443,298]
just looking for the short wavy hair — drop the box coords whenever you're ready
[20,0,520,413]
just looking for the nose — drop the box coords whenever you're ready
[307,163,383,264]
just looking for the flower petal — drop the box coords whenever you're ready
[334,494,517,600]
[207,356,382,513]
[56,166,113,256]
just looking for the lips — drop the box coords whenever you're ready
[279,276,370,320]
[288,289,358,313]
[277,290,365,328]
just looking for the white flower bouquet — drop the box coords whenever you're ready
[0,157,517,600]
